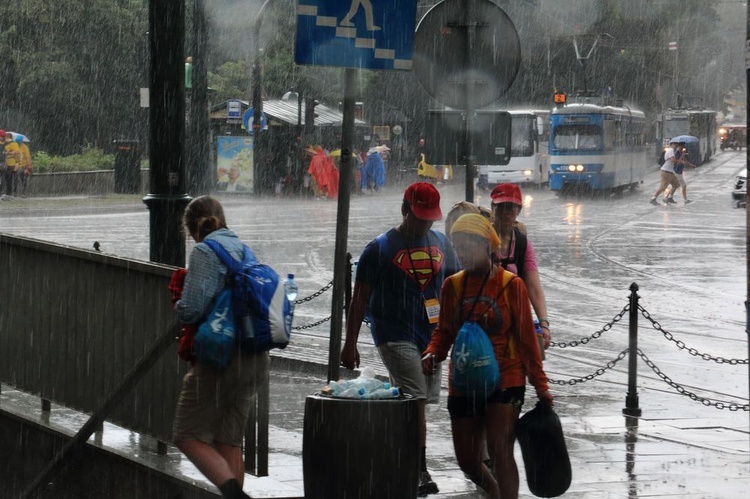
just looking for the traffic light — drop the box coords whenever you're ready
[305,98,319,134]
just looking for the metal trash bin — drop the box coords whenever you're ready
[302,393,420,499]
[113,140,140,194]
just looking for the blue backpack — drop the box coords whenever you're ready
[203,239,292,352]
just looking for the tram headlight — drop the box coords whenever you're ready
[523,170,532,176]
[568,164,584,172]
[576,164,584,172]
[567,164,576,172]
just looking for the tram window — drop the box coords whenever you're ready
[553,124,602,150]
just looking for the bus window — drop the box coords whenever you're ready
[510,115,535,157]
[553,124,601,150]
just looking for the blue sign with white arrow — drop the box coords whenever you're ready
[243,108,267,136]
[295,0,417,71]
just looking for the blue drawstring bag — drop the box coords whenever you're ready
[193,288,236,369]
[451,321,500,397]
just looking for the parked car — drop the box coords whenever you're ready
[732,168,746,208]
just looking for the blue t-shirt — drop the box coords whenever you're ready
[356,228,461,351]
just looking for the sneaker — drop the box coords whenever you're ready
[666,197,677,204]
[418,471,439,497]
[649,198,659,205]
[685,199,693,204]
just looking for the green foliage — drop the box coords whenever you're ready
[32,146,114,174]
[209,60,251,104]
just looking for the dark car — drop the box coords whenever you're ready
[732,168,746,208]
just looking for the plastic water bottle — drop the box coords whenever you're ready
[534,319,546,361]
[284,274,298,314]
[365,387,400,399]
[338,387,366,399]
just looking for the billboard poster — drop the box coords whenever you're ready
[216,136,254,192]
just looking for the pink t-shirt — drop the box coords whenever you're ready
[494,234,539,275]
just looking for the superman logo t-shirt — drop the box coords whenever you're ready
[356,228,460,350]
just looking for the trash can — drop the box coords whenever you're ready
[302,393,420,499]
[113,140,141,194]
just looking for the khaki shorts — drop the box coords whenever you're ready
[674,173,687,187]
[173,349,269,447]
[378,341,442,404]
[658,170,679,191]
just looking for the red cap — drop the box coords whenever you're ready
[404,182,442,221]
[490,183,522,206]
[0,129,5,138]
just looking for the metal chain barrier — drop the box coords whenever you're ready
[548,348,629,385]
[288,280,334,330]
[292,315,331,331]
[550,303,630,348]
[636,349,749,411]
[294,280,333,304]
[638,305,749,365]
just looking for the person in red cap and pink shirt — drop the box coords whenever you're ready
[341,181,461,496]
[489,183,551,351]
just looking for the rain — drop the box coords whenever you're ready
[0,0,748,498]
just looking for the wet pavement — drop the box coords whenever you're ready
[1,150,748,497]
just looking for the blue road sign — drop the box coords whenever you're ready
[243,108,267,136]
[295,0,417,71]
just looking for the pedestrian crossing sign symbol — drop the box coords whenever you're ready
[295,0,417,71]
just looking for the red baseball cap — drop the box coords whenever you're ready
[490,183,522,206]
[404,182,442,221]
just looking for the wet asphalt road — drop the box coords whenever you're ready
[1,149,748,497]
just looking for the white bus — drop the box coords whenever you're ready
[477,109,550,188]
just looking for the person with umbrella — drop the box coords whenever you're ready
[650,140,684,205]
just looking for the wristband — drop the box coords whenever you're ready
[538,318,549,326]
[540,325,550,331]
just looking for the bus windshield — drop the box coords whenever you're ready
[553,124,602,151]
[510,115,535,157]
[664,118,689,138]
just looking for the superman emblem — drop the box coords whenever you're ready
[392,246,444,289]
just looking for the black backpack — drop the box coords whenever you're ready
[658,150,666,166]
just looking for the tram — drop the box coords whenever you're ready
[655,108,717,165]
[548,102,648,194]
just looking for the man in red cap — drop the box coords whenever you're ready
[490,183,551,351]
[342,181,460,496]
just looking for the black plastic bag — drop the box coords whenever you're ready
[515,402,572,497]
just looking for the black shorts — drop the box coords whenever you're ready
[447,386,526,419]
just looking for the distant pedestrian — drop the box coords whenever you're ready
[2,132,20,198]
[665,146,693,205]
[171,196,268,499]
[17,136,32,197]
[341,182,461,496]
[422,213,552,499]
[650,141,683,205]
[361,146,385,192]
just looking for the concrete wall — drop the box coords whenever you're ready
[23,170,150,197]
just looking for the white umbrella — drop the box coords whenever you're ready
[7,131,30,142]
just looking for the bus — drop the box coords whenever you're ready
[655,108,717,165]
[548,102,648,194]
[476,109,550,187]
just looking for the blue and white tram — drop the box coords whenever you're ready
[548,103,648,193]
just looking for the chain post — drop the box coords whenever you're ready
[623,282,642,417]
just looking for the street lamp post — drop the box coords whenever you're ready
[252,0,272,196]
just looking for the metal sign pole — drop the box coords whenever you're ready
[328,68,356,383]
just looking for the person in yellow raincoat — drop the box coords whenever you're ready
[3,132,20,197]
[16,136,32,197]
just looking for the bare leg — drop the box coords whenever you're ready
[176,439,241,487]
[451,416,499,498]
[486,404,521,499]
